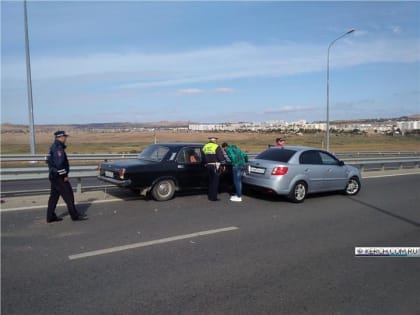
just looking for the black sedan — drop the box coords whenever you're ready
[98,143,231,201]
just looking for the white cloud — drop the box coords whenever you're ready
[3,39,419,89]
[334,99,376,109]
[352,29,369,37]
[389,25,402,35]
[176,87,235,96]
[264,106,318,114]
[213,88,235,94]
[176,88,205,96]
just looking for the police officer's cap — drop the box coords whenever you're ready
[208,136,218,141]
[54,130,69,137]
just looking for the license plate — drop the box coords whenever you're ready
[105,171,114,178]
[250,166,265,174]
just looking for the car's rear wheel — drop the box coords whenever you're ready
[344,176,360,196]
[288,181,307,203]
[151,179,175,201]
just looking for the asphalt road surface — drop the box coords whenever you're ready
[2,174,420,315]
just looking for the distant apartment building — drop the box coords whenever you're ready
[189,123,228,131]
[189,120,419,133]
[397,121,420,131]
[302,123,327,131]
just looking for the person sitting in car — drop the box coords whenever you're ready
[187,149,200,163]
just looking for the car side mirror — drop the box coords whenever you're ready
[338,160,345,166]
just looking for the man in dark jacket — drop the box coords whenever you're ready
[46,131,87,223]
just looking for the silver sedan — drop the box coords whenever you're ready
[242,146,361,203]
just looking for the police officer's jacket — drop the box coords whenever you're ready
[47,140,70,179]
[202,142,226,164]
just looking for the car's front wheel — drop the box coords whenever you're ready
[288,181,307,203]
[151,179,175,201]
[344,176,361,196]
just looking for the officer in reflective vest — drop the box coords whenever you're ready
[202,137,226,201]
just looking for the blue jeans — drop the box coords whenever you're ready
[232,167,242,197]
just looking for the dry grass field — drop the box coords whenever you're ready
[1,129,419,154]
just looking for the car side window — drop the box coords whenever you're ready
[319,151,339,166]
[300,150,322,165]
[177,148,202,164]
[138,145,170,162]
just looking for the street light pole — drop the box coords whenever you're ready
[24,0,36,155]
[326,29,354,151]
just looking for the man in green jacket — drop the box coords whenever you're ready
[222,142,248,202]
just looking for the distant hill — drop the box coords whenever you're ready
[313,115,420,124]
[0,121,195,133]
[77,121,193,129]
[1,115,419,133]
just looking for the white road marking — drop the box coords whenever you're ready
[68,226,239,260]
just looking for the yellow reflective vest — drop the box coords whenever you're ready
[202,142,225,164]
[202,142,219,155]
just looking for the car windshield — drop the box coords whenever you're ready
[256,148,296,162]
[137,145,170,162]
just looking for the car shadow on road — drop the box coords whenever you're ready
[349,197,420,228]
[242,186,347,203]
[103,187,231,201]
[242,187,288,202]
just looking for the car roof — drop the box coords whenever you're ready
[268,145,320,152]
[150,142,204,148]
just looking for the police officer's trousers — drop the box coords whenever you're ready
[47,177,79,220]
[207,165,220,201]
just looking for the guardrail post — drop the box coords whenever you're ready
[76,177,82,194]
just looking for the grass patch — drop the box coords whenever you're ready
[1,131,419,154]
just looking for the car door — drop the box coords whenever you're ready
[318,151,348,191]
[299,150,325,192]
[175,147,208,189]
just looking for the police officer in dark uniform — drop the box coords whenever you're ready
[202,137,226,201]
[46,131,87,223]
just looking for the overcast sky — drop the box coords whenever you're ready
[1,1,419,124]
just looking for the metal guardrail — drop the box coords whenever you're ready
[1,152,419,194]
[341,157,420,172]
[1,151,419,162]
[0,153,138,162]
[0,154,137,194]
[0,166,99,194]
[334,151,420,158]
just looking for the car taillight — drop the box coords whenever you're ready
[271,166,288,175]
[118,168,126,179]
